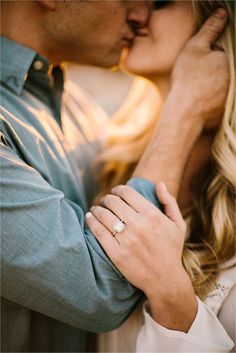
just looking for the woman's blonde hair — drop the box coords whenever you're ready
[182,0,235,298]
[97,0,235,299]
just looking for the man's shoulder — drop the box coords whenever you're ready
[1,84,30,125]
[0,84,51,142]
[0,87,30,142]
[0,85,48,164]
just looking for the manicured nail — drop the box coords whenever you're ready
[214,8,227,18]
[160,182,167,191]
[86,212,92,218]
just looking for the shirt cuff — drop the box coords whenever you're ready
[127,178,162,210]
[136,299,234,352]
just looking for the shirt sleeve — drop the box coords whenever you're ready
[218,284,236,347]
[136,299,234,352]
[1,139,161,332]
[1,140,141,332]
[127,178,162,209]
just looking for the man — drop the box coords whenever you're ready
[0,1,229,352]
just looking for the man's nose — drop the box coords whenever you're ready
[127,1,152,31]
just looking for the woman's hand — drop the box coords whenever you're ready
[86,183,186,293]
[86,183,197,331]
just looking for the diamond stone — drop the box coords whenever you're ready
[113,220,126,233]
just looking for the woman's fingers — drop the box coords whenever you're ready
[85,211,120,254]
[156,182,185,227]
[99,193,138,224]
[110,185,163,217]
[90,205,121,235]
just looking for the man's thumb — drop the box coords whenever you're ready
[193,8,228,48]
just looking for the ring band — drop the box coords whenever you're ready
[112,220,126,235]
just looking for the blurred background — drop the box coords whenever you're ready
[62,64,161,205]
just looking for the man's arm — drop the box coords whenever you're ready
[1,140,140,332]
[132,9,229,197]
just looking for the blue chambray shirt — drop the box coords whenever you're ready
[0,36,160,352]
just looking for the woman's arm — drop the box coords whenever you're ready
[86,183,197,332]
[86,185,234,351]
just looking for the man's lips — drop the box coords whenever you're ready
[134,29,148,37]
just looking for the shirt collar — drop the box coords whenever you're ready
[0,36,51,95]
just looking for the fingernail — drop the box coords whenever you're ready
[90,206,95,211]
[214,8,227,18]
[160,182,167,191]
[86,212,92,218]
[111,187,116,193]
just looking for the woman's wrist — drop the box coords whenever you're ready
[145,267,198,333]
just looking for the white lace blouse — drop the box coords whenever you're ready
[98,257,235,352]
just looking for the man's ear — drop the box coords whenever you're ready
[37,0,56,11]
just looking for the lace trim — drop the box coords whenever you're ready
[204,281,232,315]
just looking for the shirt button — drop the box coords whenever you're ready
[33,60,43,70]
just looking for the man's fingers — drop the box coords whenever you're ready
[110,184,163,217]
[194,8,228,48]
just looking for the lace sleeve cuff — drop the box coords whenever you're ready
[136,299,234,352]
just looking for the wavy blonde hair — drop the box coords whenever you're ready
[182,0,235,298]
[97,0,235,299]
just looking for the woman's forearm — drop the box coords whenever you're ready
[145,267,198,333]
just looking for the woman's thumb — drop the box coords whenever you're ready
[156,182,183,224]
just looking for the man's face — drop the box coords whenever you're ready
[43,1,151,67]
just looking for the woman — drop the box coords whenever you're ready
[86,0,235,352]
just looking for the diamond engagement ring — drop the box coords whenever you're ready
[112,220,126,235]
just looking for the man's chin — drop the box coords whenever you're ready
[97,55,121,69]
[90,48,125,69]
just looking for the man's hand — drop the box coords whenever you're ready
[171,8,229,129]
[133,8,229,196]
